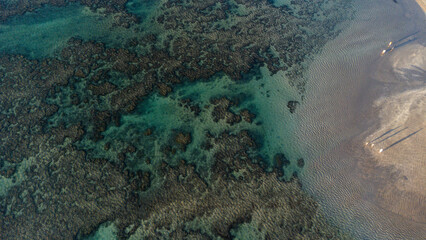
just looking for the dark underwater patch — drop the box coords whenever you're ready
[0,0,354,239]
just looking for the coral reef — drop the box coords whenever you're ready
[0,0,134,24]
[287,100,300,114]
[210,97,242,125]
[0,0,354,239]
[124,130,350,240]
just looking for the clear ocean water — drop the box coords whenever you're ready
[0,0,424,239]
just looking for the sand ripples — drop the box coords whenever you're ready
[293,0,426,238]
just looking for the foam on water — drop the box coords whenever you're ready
[293,0,426,238]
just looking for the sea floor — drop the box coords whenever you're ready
[0,0,424,239]
[295,0,426,238]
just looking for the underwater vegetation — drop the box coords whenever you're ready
[0,0,353,239]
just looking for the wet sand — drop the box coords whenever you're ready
[294,0,425,238]
[416,0,426,13]
[365,42,425,223]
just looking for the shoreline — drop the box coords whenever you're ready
[415,0,426,13]
[295,0,426,238]
[364,41,426,223]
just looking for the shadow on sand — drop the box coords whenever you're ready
[371,126,401,143]
[398,65,426,82]
[376,127,408,144]
[383,128,423,151]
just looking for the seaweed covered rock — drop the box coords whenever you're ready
[0,0,354,239]
[287,100,300,113]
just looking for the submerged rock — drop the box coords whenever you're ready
[297,158,305,168]
[0,0,354,238]
[287,100,300,113]
[174,131,192,151]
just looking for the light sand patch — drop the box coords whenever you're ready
[415,0,426,13]
[296,0,426,237]
[363,42,425,223]
[365,86,425,222]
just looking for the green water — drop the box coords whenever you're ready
[83,222,118,240]
[126,0,159,20]
[230,222,266,239]
[74,67,304,181]
[0,0,356,238]
[0,3,144,58]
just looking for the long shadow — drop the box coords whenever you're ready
[398,65,426,82]
[371,126,400,143]
[393,38,417,50]
[383,31,420,53]
[376,127,408,144]
[383,128,423,151]
[394,31,419,45]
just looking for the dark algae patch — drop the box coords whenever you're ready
[0,0,354,239]
[287,100,299,113]
[0,0,135,23]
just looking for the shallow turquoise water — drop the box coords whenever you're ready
[294,0,426,238]
[1,0,388,239]
[73,67,303,181]
[83,222,118,240]
[126,0,159,20]
[0,3,143,58]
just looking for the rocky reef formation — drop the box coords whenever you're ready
[0,0,354,239]
[124,130,350,239]
[0,0,134,24]
[287,100,300,113]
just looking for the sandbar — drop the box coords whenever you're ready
[415,0,426,13]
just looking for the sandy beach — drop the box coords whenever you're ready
[416,0,426,13]
[365,42,425,223]
[294,0,426,238]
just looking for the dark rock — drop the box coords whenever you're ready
[144,128,153,136]
[174,132,192,151]
[287,101,299,114]
[297,158,305,168]
[104,142,111,151]
[274,153,291,167]
[210,97,242,125]
[87,82,117,96]
[240,109,256,123]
